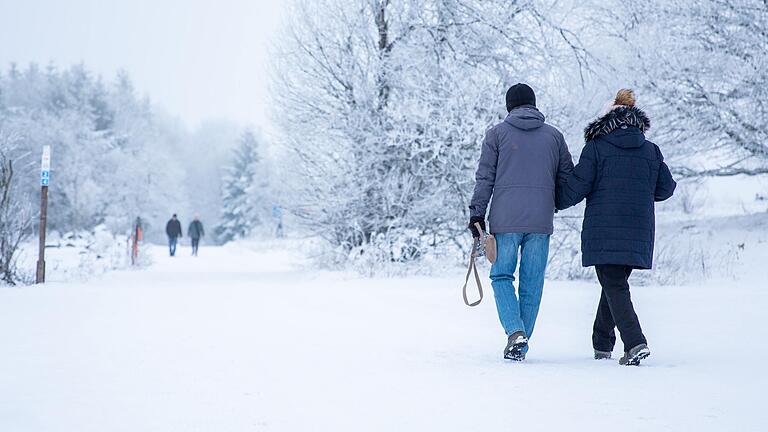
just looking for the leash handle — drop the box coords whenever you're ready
[462,236,484,307]
[473,222,485,240]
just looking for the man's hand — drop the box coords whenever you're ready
[468,216,486,238]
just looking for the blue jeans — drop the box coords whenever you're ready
[490,233,550,352]
[168,236,178,256]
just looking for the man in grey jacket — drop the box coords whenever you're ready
[469,83,574,361]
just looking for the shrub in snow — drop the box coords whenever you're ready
[646,227,739,286]
[31,226,145,282]
[675,179,707,215]
[343,230,430,277]
[0,131,33,286]
[546,215,594,281]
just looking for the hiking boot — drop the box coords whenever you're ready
[594,349,612,360]
[504,331,528,361]
[619,344,650,366]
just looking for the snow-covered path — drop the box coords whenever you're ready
[1,242,765,431]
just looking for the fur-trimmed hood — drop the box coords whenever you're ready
[584,106,650,142]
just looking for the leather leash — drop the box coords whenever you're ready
[462,222,486,307]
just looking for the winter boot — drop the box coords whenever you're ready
[594,349,612,360]
[504,331,528,361]
[619,343,650,366]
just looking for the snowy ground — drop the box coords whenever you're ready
[1,240,766,431]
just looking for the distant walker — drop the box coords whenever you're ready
[188,215,205,256]
[165,214,182,257]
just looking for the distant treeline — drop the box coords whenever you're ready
[0,63,274,241]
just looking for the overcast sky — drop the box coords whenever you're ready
[0,0,286,129]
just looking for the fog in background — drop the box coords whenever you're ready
[0,0,285,129]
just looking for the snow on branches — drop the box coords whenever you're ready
[272,0,595,269]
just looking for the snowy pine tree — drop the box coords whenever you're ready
[215,130,262,243]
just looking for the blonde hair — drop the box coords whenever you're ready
[614,88,636,107]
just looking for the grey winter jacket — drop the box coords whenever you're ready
[469,105,574,234]
[188,220,205,239]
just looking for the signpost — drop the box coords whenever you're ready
[36,145,51,284]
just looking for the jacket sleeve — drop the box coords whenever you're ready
[654,145,677,202]
[555,132,574,197]
[468,128,498,218]
[556,141,598,209]
[200,223,205,237]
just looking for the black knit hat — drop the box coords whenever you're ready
[506,83,536,112]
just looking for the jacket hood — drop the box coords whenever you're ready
[602,127,646,149]
[504,105,545,130]
[584,105,650,145]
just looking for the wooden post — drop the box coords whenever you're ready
[36,185,48,283]
[36,145,51,284]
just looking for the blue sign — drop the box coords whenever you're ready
[41,170,49,178]
[41,178,49,186]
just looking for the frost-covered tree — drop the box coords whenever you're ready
[216,130,263,243]
[0,63,188,239]
[272,0,594,266]
[0,130,33,285]
[617,0,768,177]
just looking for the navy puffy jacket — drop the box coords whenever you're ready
[557,106,676,269]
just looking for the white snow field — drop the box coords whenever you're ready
[1,240,766,432]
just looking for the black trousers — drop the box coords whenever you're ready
[191,237,200,255]
[592,264,647,353]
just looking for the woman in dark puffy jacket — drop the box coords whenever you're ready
[557,89,676,366]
